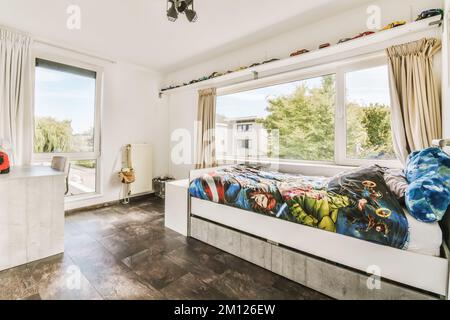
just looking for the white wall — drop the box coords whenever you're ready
[83,62,169,210]
[165,0,444,179]
[33,43,170,211]
[167,90,198,180]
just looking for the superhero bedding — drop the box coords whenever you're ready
[189,165,442,253]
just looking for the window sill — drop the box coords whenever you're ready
[218,158,356,177]
[218,157,402,177]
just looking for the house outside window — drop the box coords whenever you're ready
[237,124,253,132]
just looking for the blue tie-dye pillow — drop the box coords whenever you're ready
[405,148,450,223]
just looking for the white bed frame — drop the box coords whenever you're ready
[188,165,450,300]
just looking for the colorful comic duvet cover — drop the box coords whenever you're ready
[189,165,409,250]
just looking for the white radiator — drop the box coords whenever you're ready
[127,144,153,196]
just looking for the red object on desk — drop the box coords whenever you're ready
[0,151,10,174]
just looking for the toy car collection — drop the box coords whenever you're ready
[161,9,442,92]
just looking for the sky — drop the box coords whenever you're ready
[35,64,389,132]
[35,67,96,134]
[217,65,390,119]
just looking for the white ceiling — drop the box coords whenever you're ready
[0,0,373,72]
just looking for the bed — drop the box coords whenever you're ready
[187,144,450,300]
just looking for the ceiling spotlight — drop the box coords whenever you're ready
[185,8,198,22]
[177,1,188,13]
[167,0,178,22]
[167,0,197,23]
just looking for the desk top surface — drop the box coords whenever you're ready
[0,166,64,181]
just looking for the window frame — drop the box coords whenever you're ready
[238,139,252,150]
[32,52,104,199]
[336,58,399,167]
[216,55,402,169]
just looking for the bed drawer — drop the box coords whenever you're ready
[191,216,438,300]
[191,197,448,296]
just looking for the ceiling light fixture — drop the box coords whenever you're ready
[167,0,198,23]
[167,0,178,21]
[185,8,198,22]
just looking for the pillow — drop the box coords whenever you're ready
[383,169,408,203]
[405,147,450,223]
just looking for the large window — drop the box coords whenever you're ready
[216,58,397,166]
[33,58,101,197]
[217,75,336,162]
[345,65,395,160]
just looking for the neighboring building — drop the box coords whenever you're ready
[216,116,268,160]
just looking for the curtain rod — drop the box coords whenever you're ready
[0,23,116,64]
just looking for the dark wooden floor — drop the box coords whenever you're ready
[0,197,330,300]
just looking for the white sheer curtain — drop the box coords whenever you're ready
[0,28,33,166]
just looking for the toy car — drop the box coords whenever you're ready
[382,20,406,31]
[249,62,261,68]
[261,58,279,64]
[208,72,224,79]
[338,37,352,44]
[319,43,330,49]
[352,31,375,39]
[237,66,248,71]
[416,8,443,21]
[290,49,309,57]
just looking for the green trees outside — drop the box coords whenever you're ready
[347,103,394,159]
[34,117,96,168]
[259,76,395,161]
[34,117,73,153]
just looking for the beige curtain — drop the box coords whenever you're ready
[0,28,33,166]
[196,88,217,169]
[386,38,442,164]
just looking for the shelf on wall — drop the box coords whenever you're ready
[159,15,442,96]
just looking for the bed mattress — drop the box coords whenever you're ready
[405,211,442,256]
[189,165,443,256]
